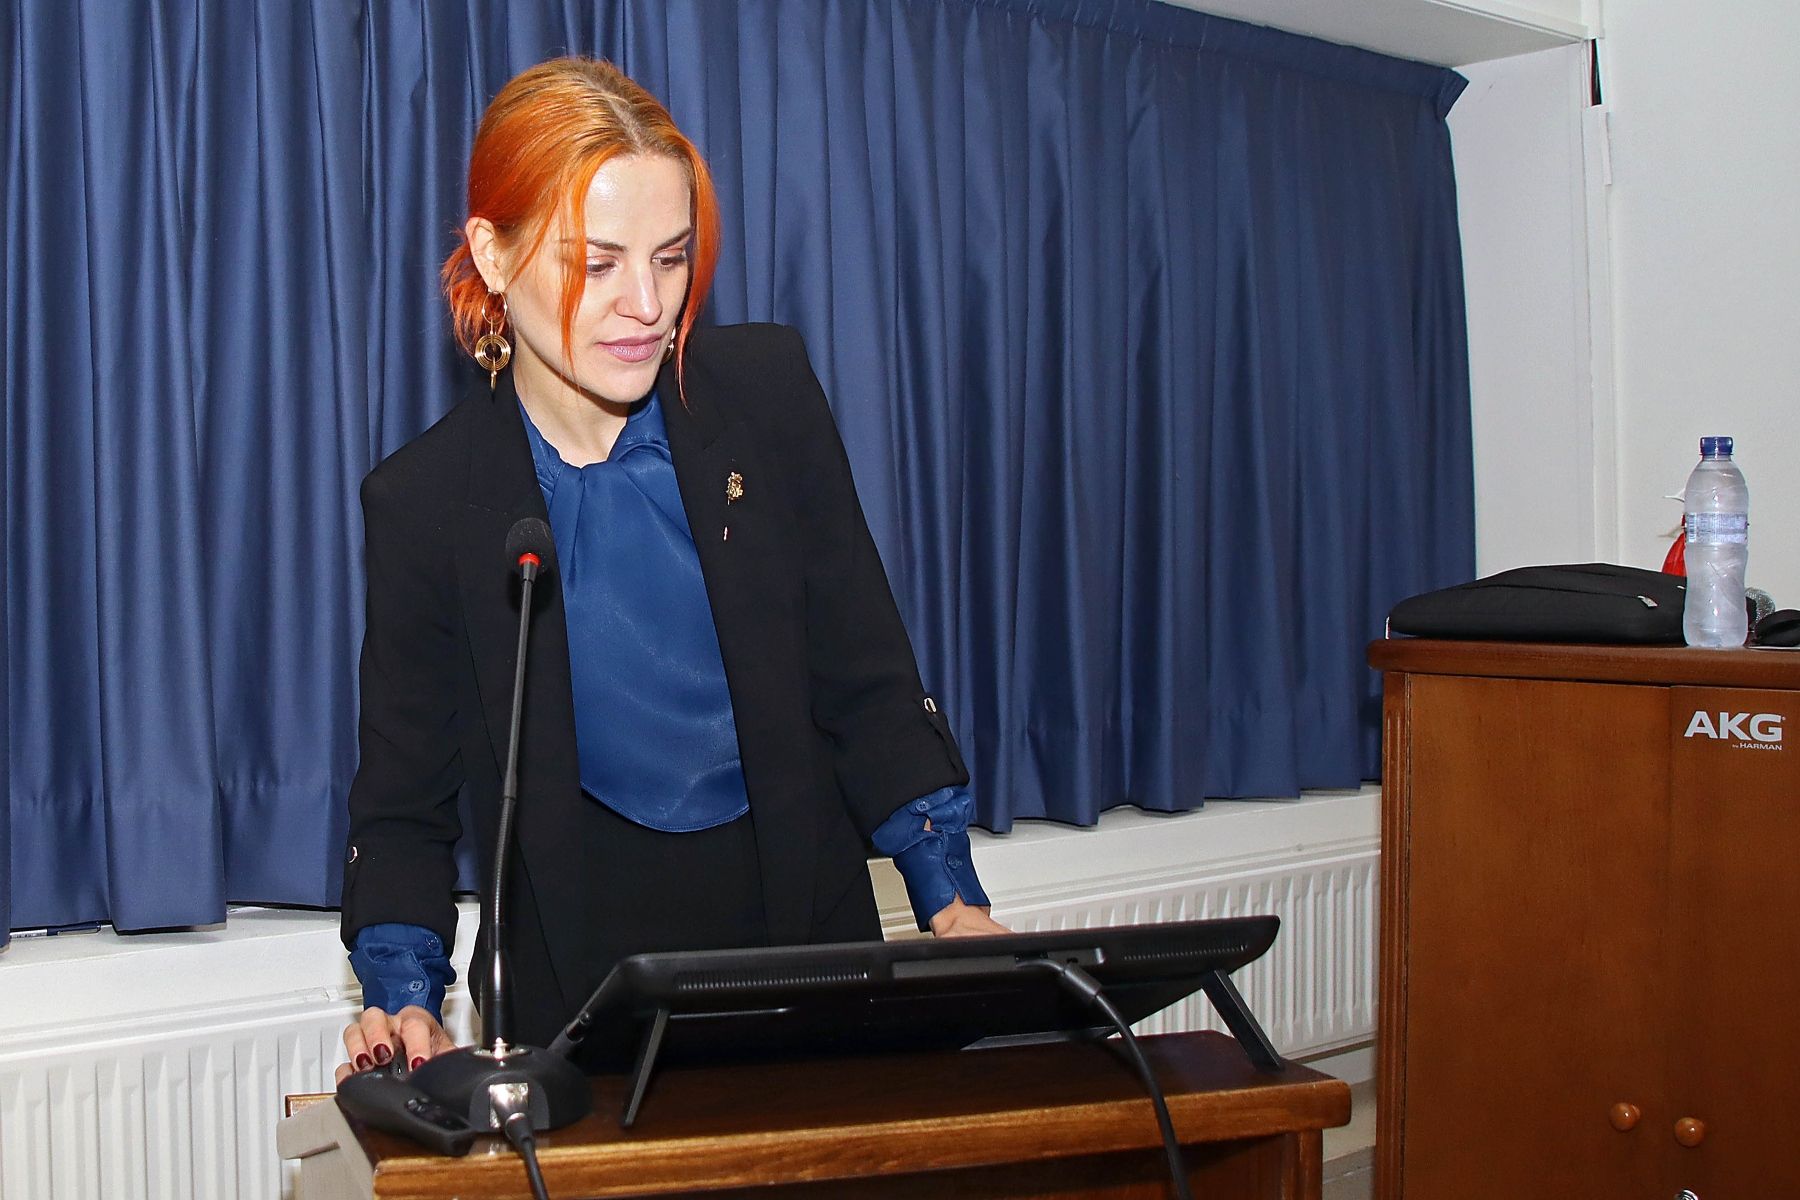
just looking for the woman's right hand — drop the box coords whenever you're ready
[335,1005,458,1084]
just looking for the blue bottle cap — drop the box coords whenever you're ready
[1700,436,1733,458]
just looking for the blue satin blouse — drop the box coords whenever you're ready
[522,392,749,832]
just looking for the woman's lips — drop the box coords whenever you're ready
[600,337,662,364]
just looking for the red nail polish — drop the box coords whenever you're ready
[356,1053,372,1071]
[372,1044,391,1065]
[411,1057,425,1072]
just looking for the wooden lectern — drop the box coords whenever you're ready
[280,1030,1349,1199]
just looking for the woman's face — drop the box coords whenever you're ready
[488,153,693,406]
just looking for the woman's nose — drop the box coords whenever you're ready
[616,263,662,323]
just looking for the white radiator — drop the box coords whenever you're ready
[0,913,480,1200]
[992,845,1379,1051]
[882,788,1381,1056]
[1,789,1377,1199]
[3,1000,362,1200]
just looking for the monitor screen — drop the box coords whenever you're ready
[549,914,1282,1119]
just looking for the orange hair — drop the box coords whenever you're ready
[442,58,721,388]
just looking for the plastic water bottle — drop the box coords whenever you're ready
[1682,436,1749,648]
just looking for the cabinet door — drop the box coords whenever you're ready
[1398,675,1670,1198]
[1666,686,1800,1198]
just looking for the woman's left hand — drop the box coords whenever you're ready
[928,896,1010,937]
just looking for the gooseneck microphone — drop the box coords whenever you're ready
[484,516,555,1046]
[407,517,590,1151]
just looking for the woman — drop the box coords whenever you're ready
[337,58,1002,1081]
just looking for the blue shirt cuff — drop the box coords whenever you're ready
[871,786,992,932]
[348,922,455,1021]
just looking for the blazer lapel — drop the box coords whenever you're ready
[451,371,593,1013]
[658,359,730,558]
[660,356,815,942]
[453,371,575,786]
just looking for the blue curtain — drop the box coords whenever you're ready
[2,0,1473,939]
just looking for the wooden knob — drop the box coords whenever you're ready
[1609,1102,1642,1131]
[1674,1117,1707,1147]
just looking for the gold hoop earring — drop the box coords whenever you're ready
[473,290,512,390]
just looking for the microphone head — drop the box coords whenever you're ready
[505,517,556,579]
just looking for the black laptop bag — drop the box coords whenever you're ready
[1387,563,1686,644]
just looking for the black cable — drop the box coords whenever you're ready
[1017,958,1195,1200]
[491,1084,552,1200]
[501,1112,552,1200]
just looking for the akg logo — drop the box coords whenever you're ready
[1683,710,1785,750]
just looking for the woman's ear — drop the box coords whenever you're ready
[465,217,508,291]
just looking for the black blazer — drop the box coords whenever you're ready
[340,323,969,1042]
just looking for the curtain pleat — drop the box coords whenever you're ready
[3,0,1472,938]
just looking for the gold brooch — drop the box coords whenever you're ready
[725,471,745,503]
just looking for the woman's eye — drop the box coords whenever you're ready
[585,259,615,277]
[655,253,689,270]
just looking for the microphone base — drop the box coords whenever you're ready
[410,1043,592,1132]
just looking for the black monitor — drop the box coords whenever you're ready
[548,915,1284,1125]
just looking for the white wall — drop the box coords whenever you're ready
[1450,4,1799,604]
[1601,0,1800,602]
[1450,43,1613,575]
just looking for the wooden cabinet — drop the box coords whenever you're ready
[1369,641,1800,1199]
